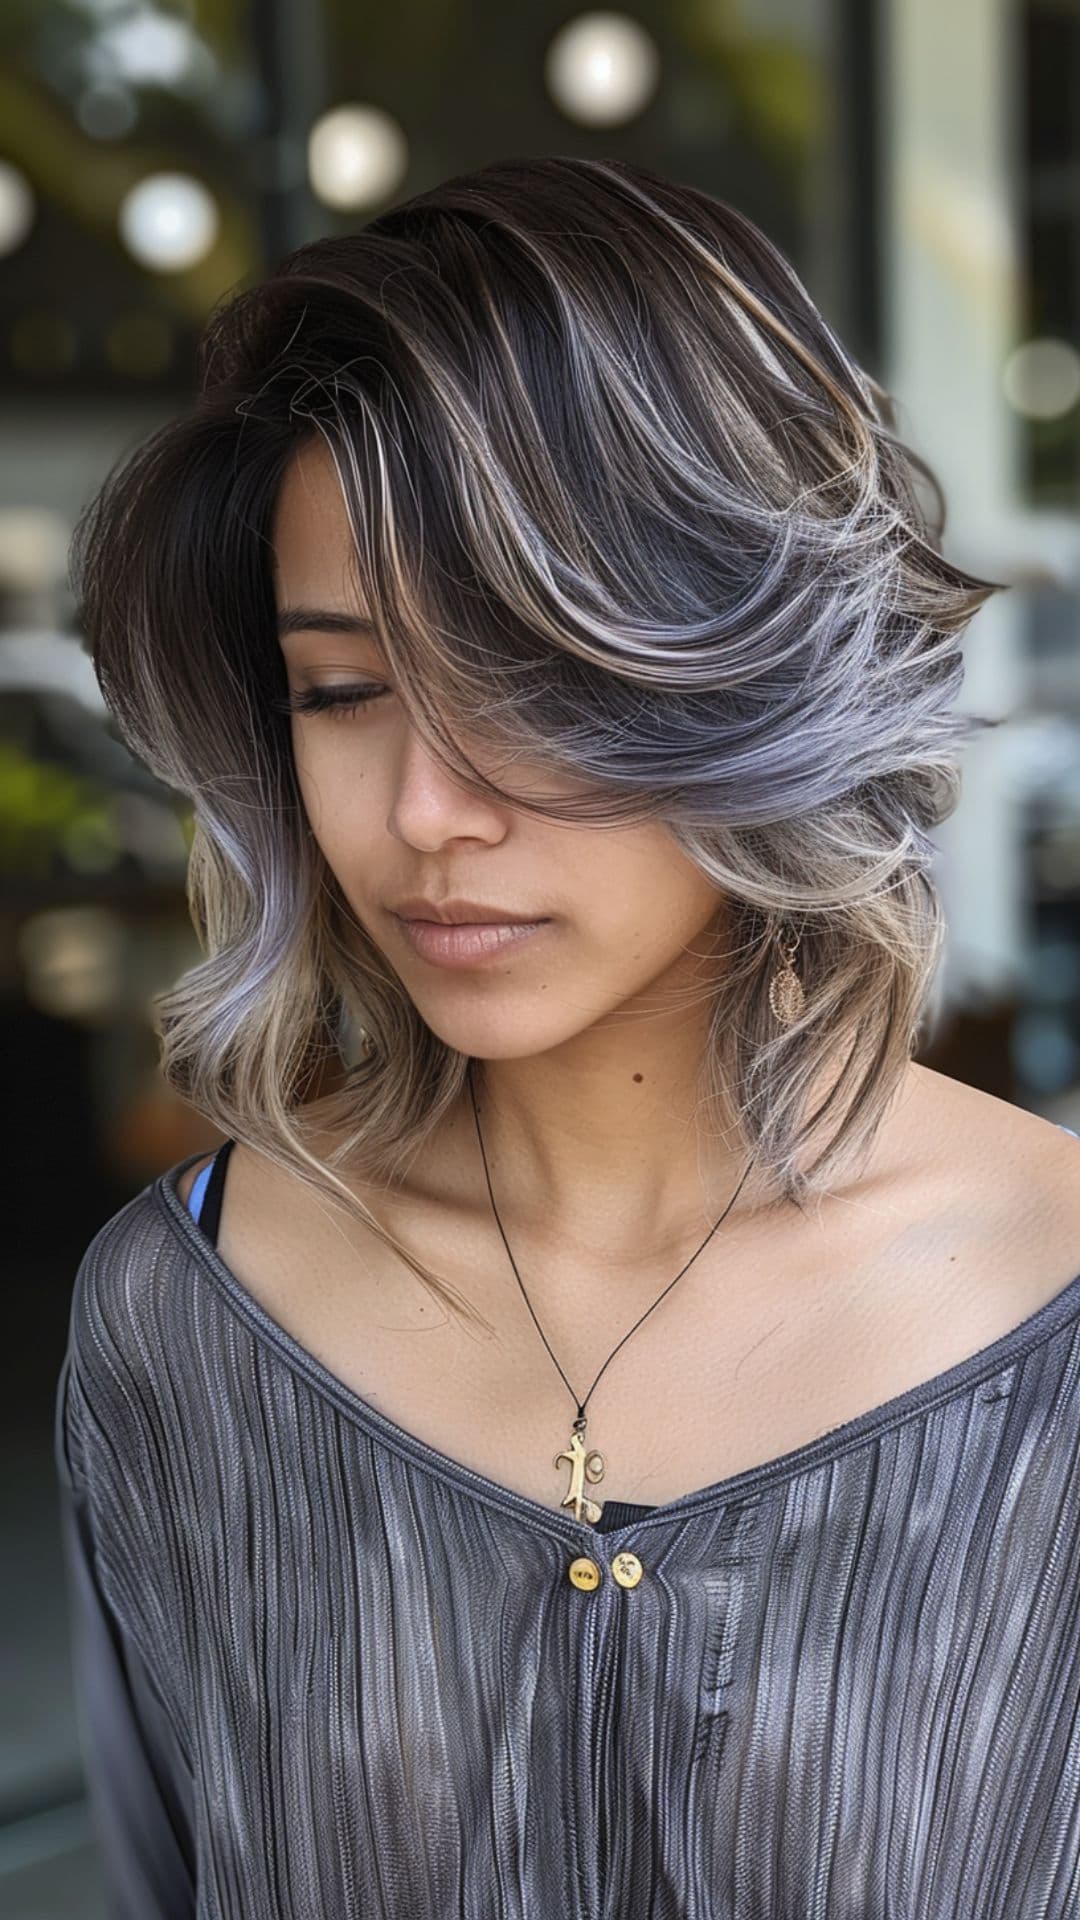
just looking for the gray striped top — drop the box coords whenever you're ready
[55,1130,1080,1918]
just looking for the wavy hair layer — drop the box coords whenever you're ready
[71,154,1006,1316]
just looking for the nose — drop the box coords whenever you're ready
[385,720,506,852]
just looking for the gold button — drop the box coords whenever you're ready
[568,1555,601,1591]
[611,1550,643,1589]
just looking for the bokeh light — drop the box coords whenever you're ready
[87,8,217,93]
[307,104,409,209]
[544,11,660,127]
[76,81,139,139]
[117,171,220,271]
[0,161,36,258]
[17,906,125,1023]
[1004,337,1080,421]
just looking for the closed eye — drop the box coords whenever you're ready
[273,683,392,720]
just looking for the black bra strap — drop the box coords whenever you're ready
[198,1137,236,1248]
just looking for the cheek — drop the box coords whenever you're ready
[292,747,330,842]
[576,835,715,925]
[292,729,374,849]
[588,853,723,967]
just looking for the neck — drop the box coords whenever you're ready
[459,1035,764,1268]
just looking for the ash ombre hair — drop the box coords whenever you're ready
[71,154,1006,1313]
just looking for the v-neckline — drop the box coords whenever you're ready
[153,1145,1080,1549]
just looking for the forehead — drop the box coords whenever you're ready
[271,439,364,613]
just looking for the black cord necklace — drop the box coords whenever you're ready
[466,1059,758,1525]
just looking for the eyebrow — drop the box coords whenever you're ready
[276,607,379,639]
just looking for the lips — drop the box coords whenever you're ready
[394,915,553,968]
[403,914,546,926]
[391,896,548,926]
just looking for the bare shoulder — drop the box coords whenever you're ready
[905,1061,1080,1178]
[898,1063,1080,1277]
[174,1139,339,1228]
[174,1140,332,1222]
[175,1124,416,1282]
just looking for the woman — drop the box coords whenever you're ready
[55,154,1080,1917]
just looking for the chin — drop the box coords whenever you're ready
[422,1015,581,1063]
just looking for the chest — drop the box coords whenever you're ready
[214,1164,1070,1516]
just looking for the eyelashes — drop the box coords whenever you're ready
[273,684,392,721]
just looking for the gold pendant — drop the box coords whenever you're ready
[554,1425,606,1525]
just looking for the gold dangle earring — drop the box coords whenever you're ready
[768,924,805,1027]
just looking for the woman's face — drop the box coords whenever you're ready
[271,438,727,1065]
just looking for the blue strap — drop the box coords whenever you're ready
[187,1160,213,1224]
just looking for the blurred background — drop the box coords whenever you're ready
[1,0,1078,1911]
